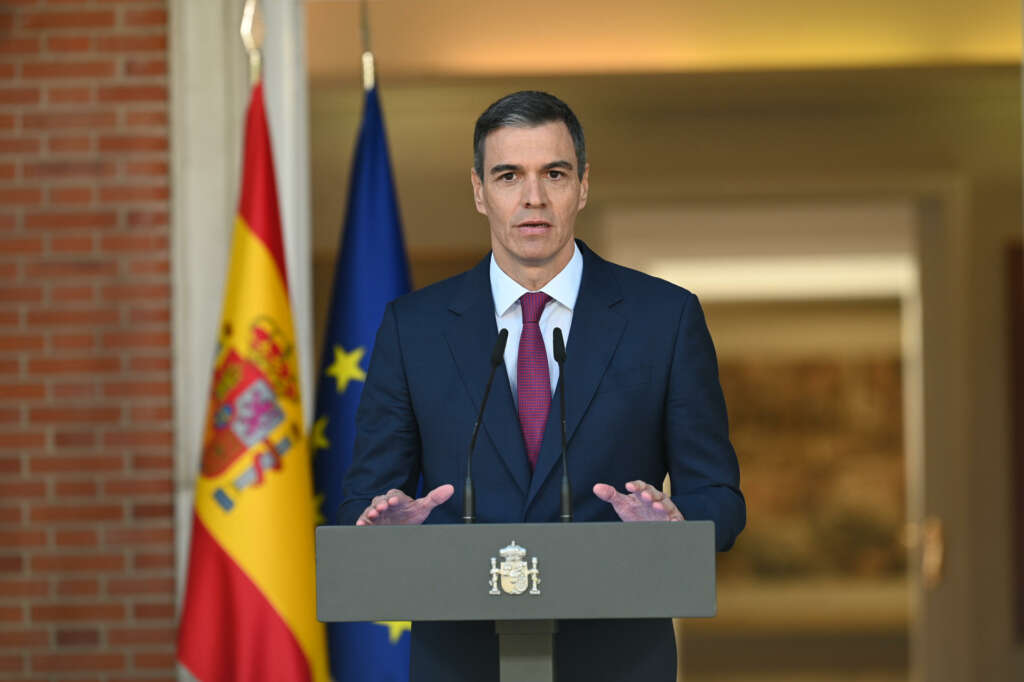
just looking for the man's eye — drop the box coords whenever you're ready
[547,170,565,179]
[498,172,516,182]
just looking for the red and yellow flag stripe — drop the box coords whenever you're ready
[178,82,328,682]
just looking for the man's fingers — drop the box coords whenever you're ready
[627,480,670,505]
[375,490,409,511]
[592,483,622,503]
[424,484,455,507]
[656,497,684,521]
[371,490,397,504]
[362,489,409,525]
[357,484,456,527]
[641,489,664,503]
[595,479,686,523]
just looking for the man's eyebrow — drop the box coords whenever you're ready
[488,163,522,175]
[487,161,575,175]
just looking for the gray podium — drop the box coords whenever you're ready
[316,521,716,681]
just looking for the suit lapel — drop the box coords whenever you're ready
[443,255,531,497]
[526,243,626,508]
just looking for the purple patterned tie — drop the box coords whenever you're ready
[517,292,551,471]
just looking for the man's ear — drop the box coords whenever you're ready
[470,168,487,216]
[577,163,590,210]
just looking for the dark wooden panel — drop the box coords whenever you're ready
[1009,241,1024,641]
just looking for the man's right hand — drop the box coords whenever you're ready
[355,484,455,526]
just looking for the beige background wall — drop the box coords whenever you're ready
[310,66,1020,259]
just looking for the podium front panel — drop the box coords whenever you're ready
[315,521,715,622]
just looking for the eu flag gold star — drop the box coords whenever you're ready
[313,491,326,525]
[374,620,411,644]
[326,345,366,394]
[311,416,330,453]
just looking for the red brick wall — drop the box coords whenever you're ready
[0,1,175,680]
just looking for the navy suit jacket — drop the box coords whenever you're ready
[339,241,745,681]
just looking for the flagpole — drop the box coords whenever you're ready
[240,0,265,86]
[361,0,375,91]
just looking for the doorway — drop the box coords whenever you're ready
[597,188,966,682]
[682,296,909,682]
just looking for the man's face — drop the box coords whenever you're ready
[471,121,589,279]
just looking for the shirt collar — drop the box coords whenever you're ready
[490,241,583,317]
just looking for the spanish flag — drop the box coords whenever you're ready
[177,82,329,682]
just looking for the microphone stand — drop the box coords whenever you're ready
[553,327,571,522]
[464,328,508,524]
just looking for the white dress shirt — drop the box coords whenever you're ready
[490,242,583,401]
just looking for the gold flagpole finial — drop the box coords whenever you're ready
[240,0,266,86]
[360,0,375,91]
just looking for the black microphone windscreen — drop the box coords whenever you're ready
[553,327,566,363]
[490,328,509,366]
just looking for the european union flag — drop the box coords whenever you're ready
[313,85,412,681]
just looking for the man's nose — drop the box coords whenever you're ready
[522,175,547,208]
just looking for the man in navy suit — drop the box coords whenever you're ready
[339,91,745,681]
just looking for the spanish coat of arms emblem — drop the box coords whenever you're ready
[489,541,540,596]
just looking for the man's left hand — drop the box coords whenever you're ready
[592,480,685,522]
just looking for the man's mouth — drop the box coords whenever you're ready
[516,220,551,229]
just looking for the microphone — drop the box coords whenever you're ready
[464,328,509,524]
[553,327,572,522]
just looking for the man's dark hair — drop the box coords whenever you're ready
[473,90,586,180]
